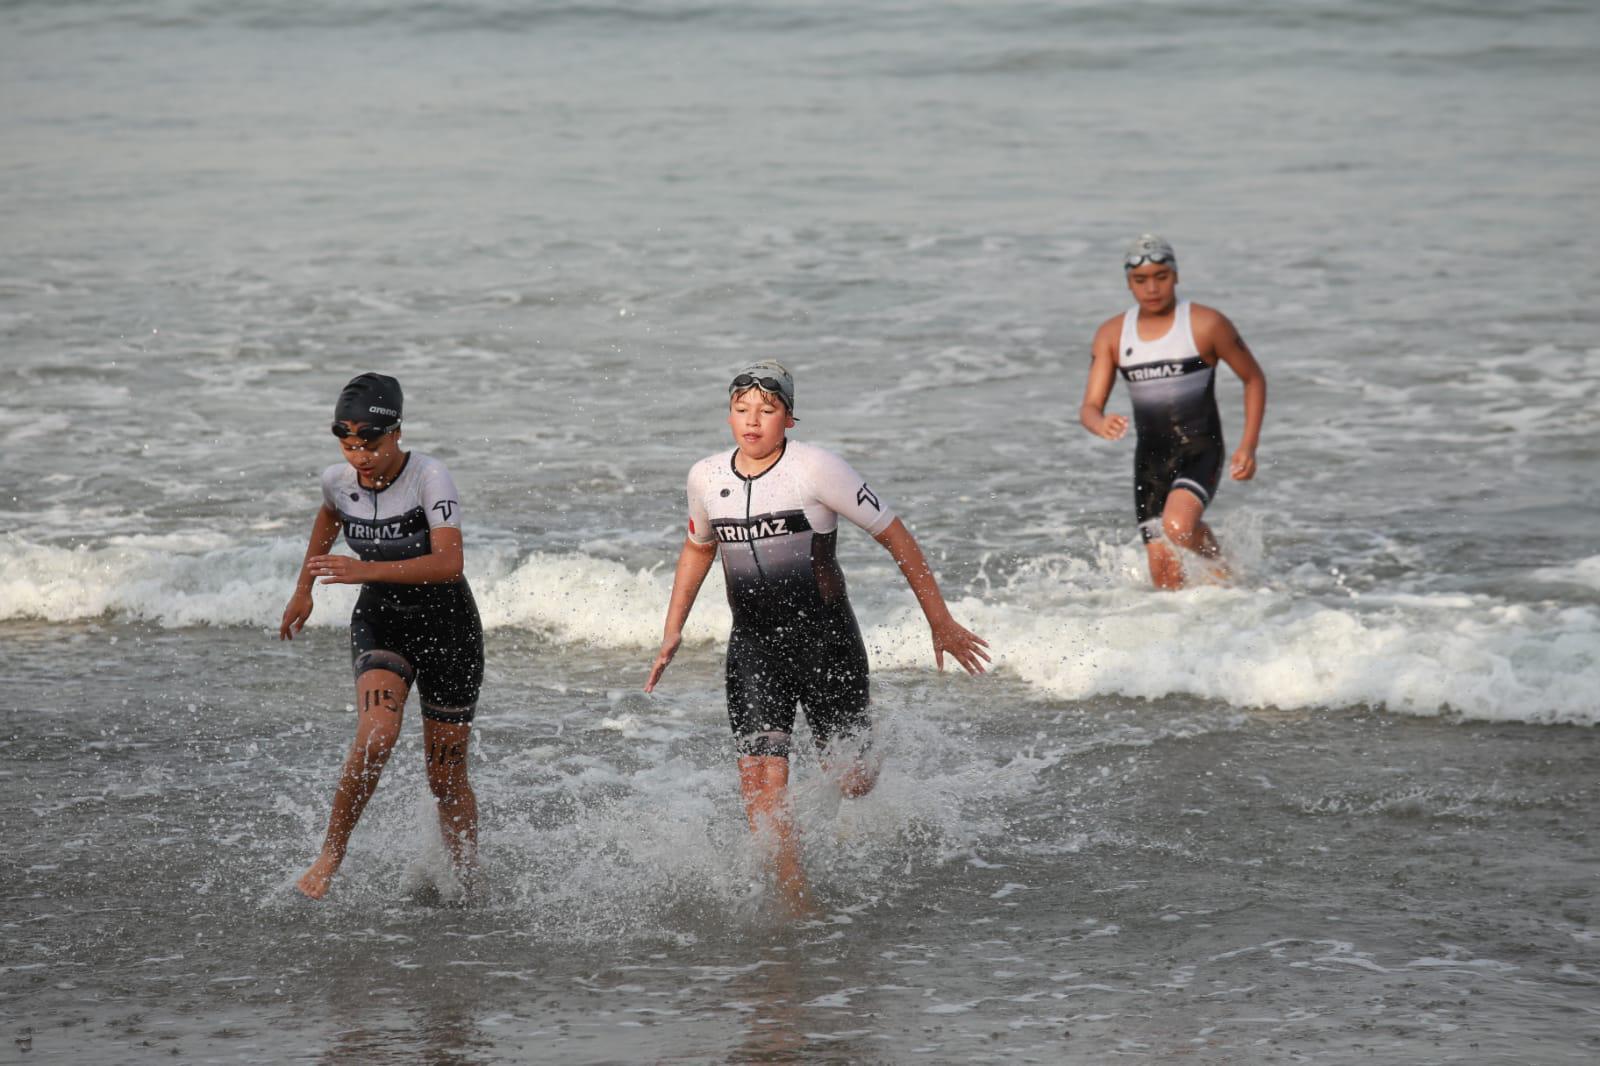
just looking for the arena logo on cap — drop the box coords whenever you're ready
[368,406,399,417]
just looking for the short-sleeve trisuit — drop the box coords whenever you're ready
[1117,300,1225,541]
[321,452,483,721]
[685,440,895,757]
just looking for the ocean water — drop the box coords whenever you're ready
[3,1,1598,1062]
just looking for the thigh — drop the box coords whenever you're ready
[1133,443,1178,543]
[356,668,410,716]
[352,667,410,753]
[1170,441,1223,513]
[422,716,472,776]
[409,597,485,726]
[1161,485,1209,538]
[799,624,872,754]
[726,630,802,757]
[350,599,419,696]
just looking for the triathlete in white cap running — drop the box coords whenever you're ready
[645,360,989,913]
[1079,235,1268,589]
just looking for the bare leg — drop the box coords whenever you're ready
[822,739,880,799]
[738,755,812,916]
[422,716,478,881]
[1144,538,1185,590]
[1147,490,1227,589]
[297,670,407,900]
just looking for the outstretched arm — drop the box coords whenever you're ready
[872,518,990,675]
[1080,318,1128,440]
[645,537,718,691]
[1204,310,1267,480]
[280,504,342,640]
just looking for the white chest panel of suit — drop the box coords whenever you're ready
[685,440,895,628]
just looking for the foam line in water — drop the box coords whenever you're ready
[3,534,1595,724]
[861,589,1599,726]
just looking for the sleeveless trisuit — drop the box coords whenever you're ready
[1117,301,1225,543]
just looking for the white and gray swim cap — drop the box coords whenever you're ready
[729,359,796,414]
[1124,233,1177,271]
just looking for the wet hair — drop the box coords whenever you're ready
[729,385,790,413]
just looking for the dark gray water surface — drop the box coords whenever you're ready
[5,623,1597,1062]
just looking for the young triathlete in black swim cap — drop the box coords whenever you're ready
[280,373,485,900]
[644,361,990,914]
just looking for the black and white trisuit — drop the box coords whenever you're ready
[1117,300,1225,542]
[321,452,484,722]
[684,440,894,757]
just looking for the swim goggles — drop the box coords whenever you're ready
[1124,252,1176,270]
[331,420,399,442]
[729,373,793,409]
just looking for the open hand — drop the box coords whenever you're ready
[931,616,991,676]
[1230,446,1257,481]
[279,590,313,640]
[644,632,683,692]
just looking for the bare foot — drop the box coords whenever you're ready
[295,853,340,900]
[838,763,878,799]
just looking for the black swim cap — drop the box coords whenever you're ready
[333,372,403,428]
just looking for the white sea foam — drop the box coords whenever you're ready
[475,549,731,647]
[0,534,353,629]
[0,534,730,645]
[1531,555,1600,592]
[3,535,1595,725]
[282,698,1028,940]
[862,587,1600,726]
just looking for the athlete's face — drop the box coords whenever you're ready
[728,389,794,460]
[1126,262,1179,314]
[336,423,404,483]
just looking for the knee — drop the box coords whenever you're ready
[426,740,471,800]
[1163,513,1198,545]
[356,721,402,760]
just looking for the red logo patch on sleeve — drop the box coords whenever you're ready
[688,519,696,534]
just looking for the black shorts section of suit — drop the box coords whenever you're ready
[725,610,870,758]
[349,582,484,723]
[1133,437,1224,542]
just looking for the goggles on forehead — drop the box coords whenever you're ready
[331,420,399,442]
[1125,252,1176,270]
[729,374,792,405]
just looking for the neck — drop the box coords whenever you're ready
[734,439,785,477]
[361,450,406,488]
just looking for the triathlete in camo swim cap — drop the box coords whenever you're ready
[644,360,990,913]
